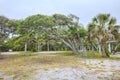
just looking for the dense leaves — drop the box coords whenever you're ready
[0,13,119,57]
[88,14,120,57]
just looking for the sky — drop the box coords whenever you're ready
[0,0,120,27]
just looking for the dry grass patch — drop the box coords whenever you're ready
[95,69,108,72]
[0,54,84,79]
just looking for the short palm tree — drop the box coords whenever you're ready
[88,14,119,57]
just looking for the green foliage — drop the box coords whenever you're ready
[105,46,111,57]
[0,16,11,51]
[79,28,87,37]
[88,13,120,57]
[0,42,10,51]
[0,13,119,57]
[116,45,120,51]
[52,14,70,25]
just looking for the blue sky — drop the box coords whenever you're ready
[0,0,120,27]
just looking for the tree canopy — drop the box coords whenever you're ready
[0,13,120,57]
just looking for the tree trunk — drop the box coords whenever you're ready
[0,51,2,59]
[38,43,39,52]
[101,48,106,57]
[89,42,97,55]
[37,42,40,52]
[92,46,94,52]
[47,41,50,51]
[0,47,3,59]
[101,45,109,57]
[71,47,79,54]
[108,43,111,53]
[24,43,28,56]
[114,43,120,53]
[80,39,87,56]
[83,47,87,57]
[90,42,98,51]
[61,39,79,54]
[98,44,102,53]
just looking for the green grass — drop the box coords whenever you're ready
[19,51,37,56]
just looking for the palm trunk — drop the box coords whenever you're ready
[101,45,109,57]
[90,42,94,51]
[101,48,106,57]
[89,42,96,55]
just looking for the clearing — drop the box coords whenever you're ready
[0,51,120,80]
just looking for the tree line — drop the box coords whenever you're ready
[0,13,120,57]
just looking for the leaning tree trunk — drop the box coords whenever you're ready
[61,39,79,54]
[113,43,120,54]
[68,39,79,54]
[71,45,79,54]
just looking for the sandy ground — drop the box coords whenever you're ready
[0,52,19,55]
[28,52,120,80]
[28,60,120,80]
[0,52,120,80]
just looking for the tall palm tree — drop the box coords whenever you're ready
[88,14,119,57]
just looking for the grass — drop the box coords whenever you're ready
[55,51,102,58]
[109,55,120,60]
[0,51,120,79]
[38,51,120,60]
[95,69,108,72]
[0,51,83,79]
[19,51,37,56]
[0,78,3,80]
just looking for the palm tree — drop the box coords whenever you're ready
[88,14,119,57]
